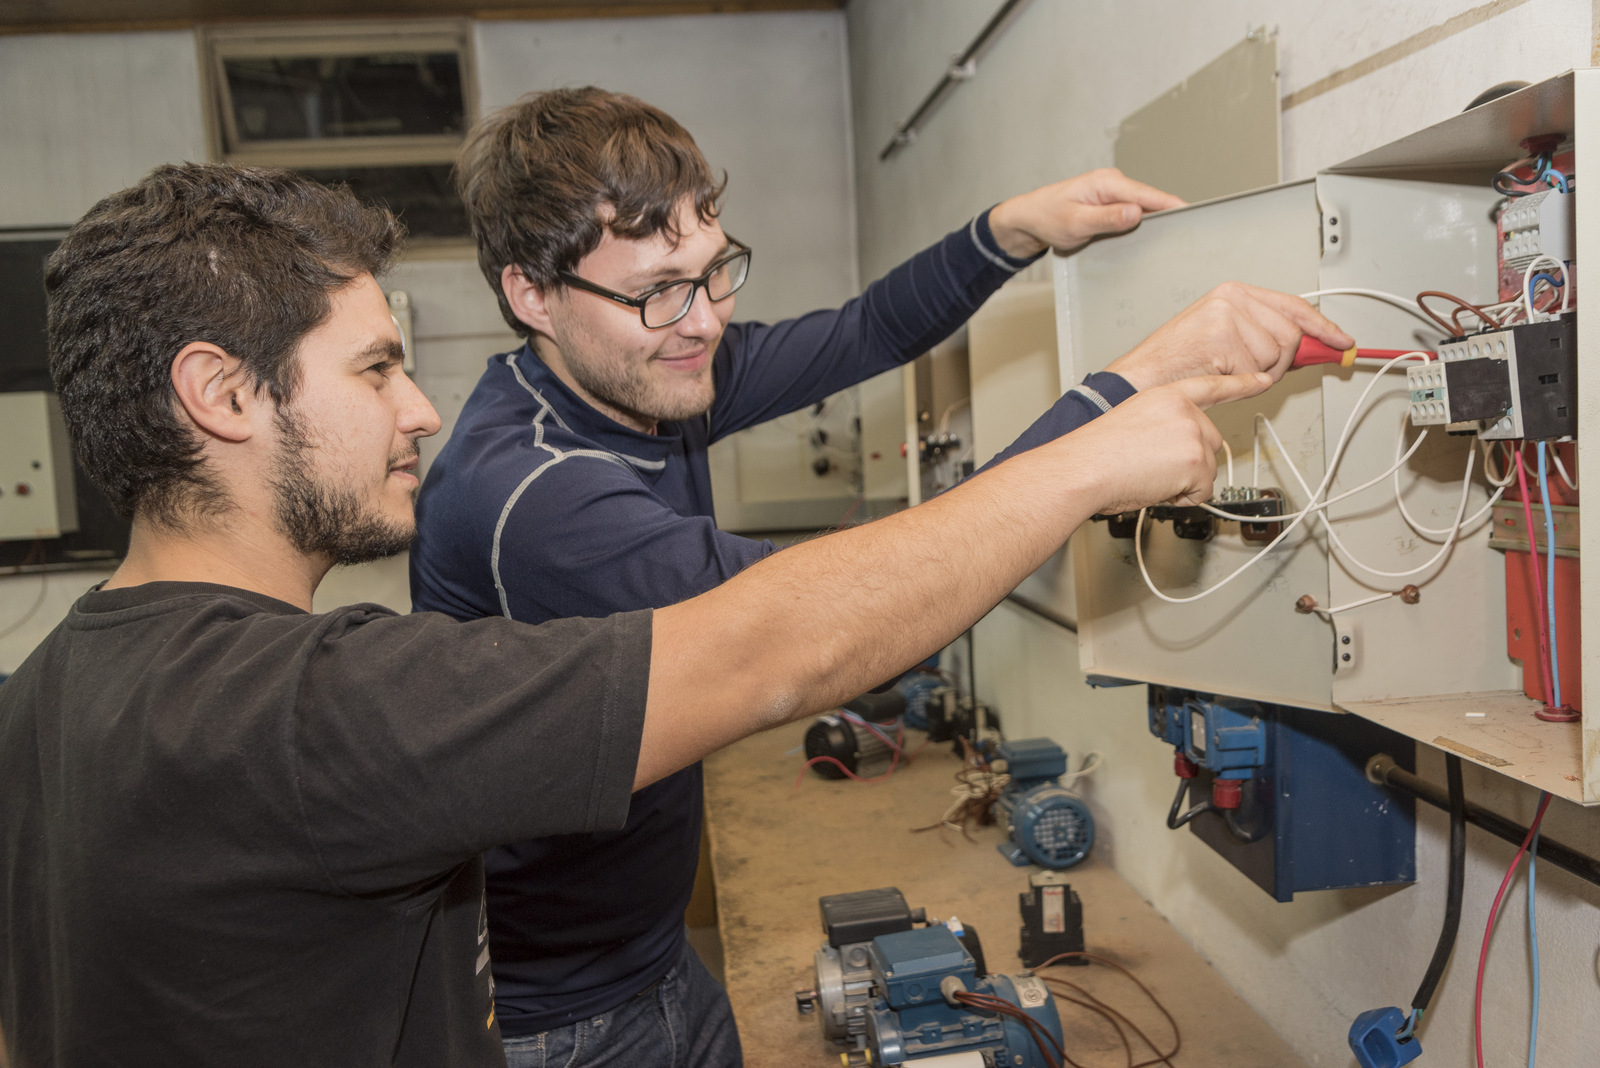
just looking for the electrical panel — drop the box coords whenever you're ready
[0,392,78,541]
[1053,70,1597,803]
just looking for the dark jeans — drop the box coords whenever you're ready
[500,940,742,1068]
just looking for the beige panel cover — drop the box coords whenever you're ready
[1115,34,1280,205]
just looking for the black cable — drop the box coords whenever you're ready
[1493,152,1551,197]
[1368,755,1600,889]
[1410,754,1465,1015]
[1222,807,1268,845]
[1165,778,1213,829]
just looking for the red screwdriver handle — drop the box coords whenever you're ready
[1291,337,1417,369]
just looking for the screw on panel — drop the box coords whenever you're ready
[1400,585,1421,605]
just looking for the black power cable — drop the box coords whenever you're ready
[1368,754,1600,889]
[1409,754,1465,1019]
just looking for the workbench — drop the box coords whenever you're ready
[702,720,1311,1068]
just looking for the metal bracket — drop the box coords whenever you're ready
[1334,618,1358,673]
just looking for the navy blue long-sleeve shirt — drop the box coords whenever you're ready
[409,210,1135,1034]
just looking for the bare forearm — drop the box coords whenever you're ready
[638,437,1103,787]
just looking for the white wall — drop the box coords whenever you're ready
[0,11,859,657]
[0,31,210,229]
[849,0,1592,279]
[0,29,210,672]
[847,2,1599,1064]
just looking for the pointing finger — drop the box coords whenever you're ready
[1165,371,1274,411]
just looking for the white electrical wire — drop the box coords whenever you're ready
[1388,417,1506,539]
[1549,447,1576,491]
[1220,439,1234,486]
[1313,592,1396,617]
[1260,412,1479,579]
[1134,351,1431,604]
[1520,255,1569,323]
[1481,438,1517,488]
[1059,752,1102,783]
[1298,287,1442,331]
[1198,423,1431,525]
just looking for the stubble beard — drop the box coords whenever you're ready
[553,323,718,426]
[270,406,417,567]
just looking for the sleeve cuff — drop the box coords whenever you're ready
[970,207,1047,273]
[1069,371,1137,412]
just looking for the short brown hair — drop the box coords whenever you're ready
[46,163,402,526]
[456,87,726,338]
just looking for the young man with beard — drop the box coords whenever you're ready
[410,88,1352,1067]
[2,163,1282,1067]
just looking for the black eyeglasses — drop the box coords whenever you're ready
[556,238,752,329]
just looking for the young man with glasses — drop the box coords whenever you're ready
[410,88,1350,1068]
[2,160,1294,1067]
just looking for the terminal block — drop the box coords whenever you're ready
[1407,315,1576,440]
[1097,488,1284,544]
[1497,188,1573,270]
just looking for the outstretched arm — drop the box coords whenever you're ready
[639,371,1271,787]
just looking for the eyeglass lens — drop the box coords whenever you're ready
[641,250,750,328]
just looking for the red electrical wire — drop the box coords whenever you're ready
[1513,449,1559,717]
[792,748,901,791]
[1474,793,1552,1068]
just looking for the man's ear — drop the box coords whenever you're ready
[501,264,557,336]
[170,341,262,444]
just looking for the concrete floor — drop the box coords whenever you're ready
[703,720,1312,1068]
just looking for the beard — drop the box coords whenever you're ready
[555,331,718,425]
[270,407,417,567]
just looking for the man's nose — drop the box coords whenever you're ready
[676,283,721,336]
[396,370,442,437]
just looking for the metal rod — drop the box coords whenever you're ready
[1367,754,1600,889]
[1004,591,1078,633]
[878,0,1029,161]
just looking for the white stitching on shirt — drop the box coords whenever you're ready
[968,216,1025,273]
[492,353,668,618]
[1069,383,1113,414]
[506,351,667,471]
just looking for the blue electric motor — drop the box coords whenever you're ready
[865,925,1062,1067]
[994,738,1094,869]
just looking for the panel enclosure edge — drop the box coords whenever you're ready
[1056,182,1330,710]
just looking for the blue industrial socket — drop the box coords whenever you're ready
[1348,1007,1421,1068]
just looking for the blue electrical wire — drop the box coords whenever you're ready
[1537,444,1562,708]
[1527,796,1545,1067]
[1397,1007,1420,1040]
[1528,272,1563,310]
[1540,160,1568,192]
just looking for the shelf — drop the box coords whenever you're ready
[1336,691,1590,805]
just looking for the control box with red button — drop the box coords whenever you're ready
[0,391,79,541]
[1148,685,1416,902]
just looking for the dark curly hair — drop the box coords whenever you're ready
[456,87,726,338]
[46,163,403,527]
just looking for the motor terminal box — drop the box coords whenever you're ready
[0,392,79,541]
[819,887,923,948]
[995,737,1067,782]
[1406,314,1576,439]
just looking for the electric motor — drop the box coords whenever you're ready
[804,713,892,778]
[994,738,1095,870]
[996,782,1095,869]
[863,925,1062,1068]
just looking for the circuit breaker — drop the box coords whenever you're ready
[0,392,78,541]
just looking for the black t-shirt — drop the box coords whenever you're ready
[0,582,651,1067]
